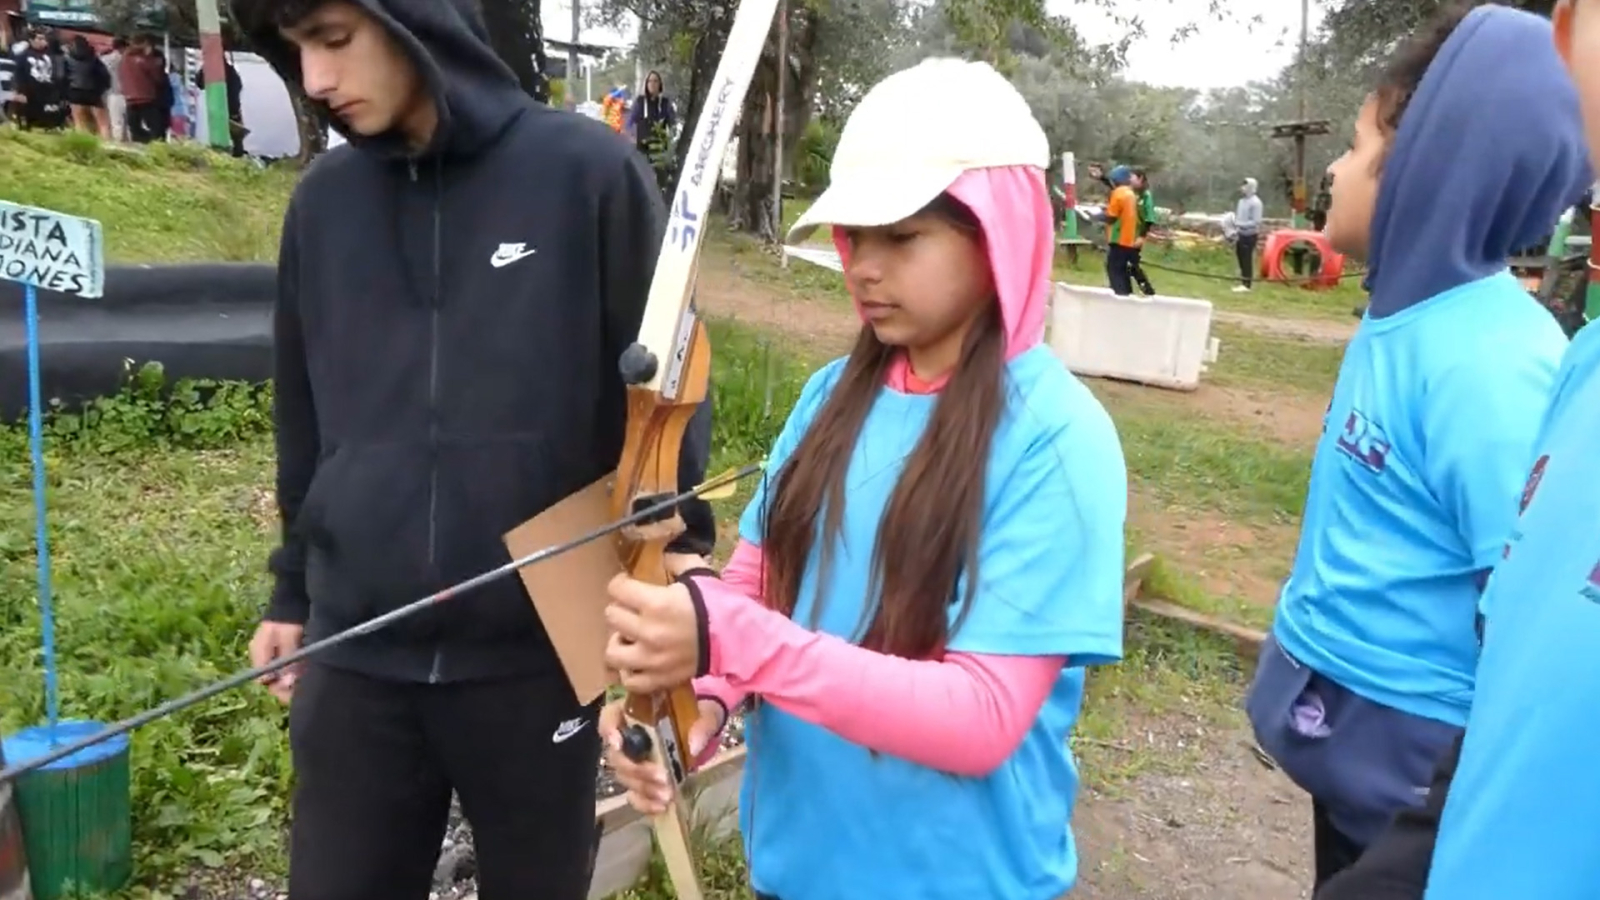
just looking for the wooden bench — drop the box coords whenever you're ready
[1058,237,1093,266]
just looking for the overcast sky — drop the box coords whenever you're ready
[1066,0,1328,91]
[540,0,1327,90]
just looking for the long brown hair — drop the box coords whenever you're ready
[759,194,1008,659]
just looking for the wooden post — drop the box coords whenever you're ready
[772,0,787,243]
[194,0,230,151]
[0,743,33,900]
[569,0,582,110]
[1059,151,1083,266]
[1121,552,1267,665]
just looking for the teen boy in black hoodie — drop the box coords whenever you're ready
[229,1,715,898]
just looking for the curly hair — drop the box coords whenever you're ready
[1371,1,1477,136]
[228,0,331,35]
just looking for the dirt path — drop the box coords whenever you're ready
[1127,498,1294,610]
[697,259,856,356]
[1212,310,1355,345]
[1075,719,1311,899]
[1092,379,1326,452]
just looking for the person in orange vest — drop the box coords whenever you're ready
[1100,165,1142,296]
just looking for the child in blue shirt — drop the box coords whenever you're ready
[591,57,1129,899]
[1319,2,1600,898]
[1245,3,1590,891]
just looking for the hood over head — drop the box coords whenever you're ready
[1240,177,1258,196]
[1365,4,1592,318]
[234,0,528,160]
[1108,165,1132,186]
[830,165,1055,390]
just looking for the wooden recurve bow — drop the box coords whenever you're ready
[607,0,784,895]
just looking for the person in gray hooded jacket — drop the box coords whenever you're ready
[1234,176,1264,291]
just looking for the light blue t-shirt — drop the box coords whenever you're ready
[1272,271,1565,727]
[1423,322,1600,900]
[735,345,1127,900]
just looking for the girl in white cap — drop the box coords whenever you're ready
[598,57,1128,899]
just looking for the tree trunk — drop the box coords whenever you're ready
[728,33,780,242]
[480,0,551,103]
[728,4,819,243]
[780,7,820,184]
[291,85,327,168]
[671,0,737,203]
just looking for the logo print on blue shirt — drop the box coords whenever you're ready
[1580,559,1600,606]
[1519,454,1550,515]
[1504,454,1550,562]
[1336,409,1391,473]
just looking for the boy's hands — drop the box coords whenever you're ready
[249,621,304,703]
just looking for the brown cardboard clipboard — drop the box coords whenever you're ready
[503,477,621,704]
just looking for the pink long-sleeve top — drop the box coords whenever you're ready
[688,539,1066,777]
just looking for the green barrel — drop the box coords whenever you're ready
[2,723,131,900]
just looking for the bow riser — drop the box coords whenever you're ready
[611,317,714,788]
[611,321,713,900]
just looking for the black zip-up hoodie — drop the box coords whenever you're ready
[241,0,715,684]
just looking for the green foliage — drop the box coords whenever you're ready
[792,118,840,194]
[0,412,289,880]
[705,319,808,470]
[611,799,750,899]
[0,362,273,461]
[1321,0,1555,70]
[937,0,1060,70]
[0,317,799,890]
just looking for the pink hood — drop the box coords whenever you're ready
[830,165,1055,390]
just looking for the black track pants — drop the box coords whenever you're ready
[286,662,603,900]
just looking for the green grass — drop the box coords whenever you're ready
[1137,552,1278,633]
[0,442,290,878]
[711,227,853,311]
[1112,401,1309,522]
[1,126,295,262]
[1206,323,1346,396]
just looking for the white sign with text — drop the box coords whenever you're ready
[0,202,105,300]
